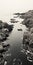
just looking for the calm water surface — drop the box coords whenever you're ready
[3,19,33,65]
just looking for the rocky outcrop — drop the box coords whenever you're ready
[0,21,13,42]
[10,19,19,23]
[21,10,33,47]
[17,29,22,31]
[14,10,33,29]
[0,20,14,64]
[20,10,33,28]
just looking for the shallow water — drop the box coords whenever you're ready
[3,19,33,65]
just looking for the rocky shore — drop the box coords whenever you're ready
[20,10,33,63]
[14,10,33,63]
[0,20,13,65]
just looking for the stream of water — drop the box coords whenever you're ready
[3,18,33,65]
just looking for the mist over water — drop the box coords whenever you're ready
[0,0,33,23]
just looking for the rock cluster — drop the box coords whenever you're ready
[14,10,33,28]
[21,10,33,48]
[20,11,33,61]
[14,10,33,62]
[0,20,13,42]
[10,19,19,23]
[0,20,13,64]
[20,10,33,28]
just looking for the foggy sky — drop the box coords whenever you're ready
[0,0,33,23]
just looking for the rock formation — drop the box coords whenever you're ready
[0,20,13,64]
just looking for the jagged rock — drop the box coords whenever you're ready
[19,10,33,28]
[0,20,13,64]
[23,30,33,52]
[10,19,19,23]
[0,45,4,53]
[19,10,33,19]
[0,21,14,42]
[14,10,33,28]
[0,21,14,32]
[30,27,33,33]
[17,29,22,31]
[23,31,30,44]
[29,33,33,45]
[14,13,20,15]
[0,44,9,54]
[3,22,13,32]
[3,43,10,48]
[2,28,9,37]
[0,54,4,65]
[0,32,7,42]
[22,18,33,28]
[22,30,31,50]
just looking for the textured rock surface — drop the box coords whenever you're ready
[0,21,13,64]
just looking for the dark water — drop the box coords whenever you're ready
[3,20,33,65]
